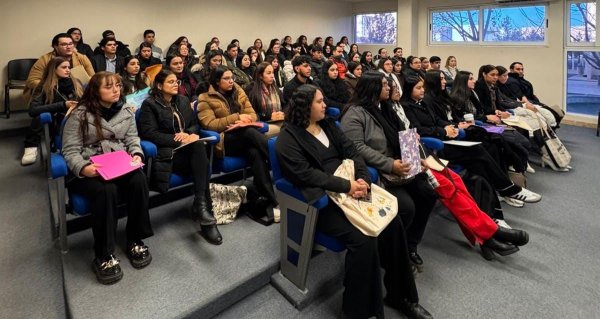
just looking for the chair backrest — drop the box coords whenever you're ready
[7,59,38,83]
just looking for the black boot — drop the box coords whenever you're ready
[200,224,223,245]
[493,227,529,246]
[246,196,275,226]
[480,238,519,260]
[192,195,217,226]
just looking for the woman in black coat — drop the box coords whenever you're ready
[315,60,350,110]
[276,84,432,319]
[139,70,222,245]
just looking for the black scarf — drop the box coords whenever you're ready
[365,101,405,159]
[57,78,75,100]
[221,89,241,114]
[100,101,123,122]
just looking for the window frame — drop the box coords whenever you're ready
[566,0,598,47]
[353,11,398,45]
[428,3,549,46]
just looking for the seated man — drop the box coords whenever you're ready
[22,32,94,165]
[134,29,163,61]
[393,47,407,65]
[224,43,238,68]
[503,62,564,126]
[93,30,131,57]
[309,44,324,79]
[91,38,124,73]
[283,55,313,105]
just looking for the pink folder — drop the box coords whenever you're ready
[90,150,144,181]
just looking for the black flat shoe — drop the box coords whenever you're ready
[127,241,152,269]
[92,255,123,285]
[246,196,275,226]
[409,251,424,273]
[493,227,529,246]
[390,298,433,319]
[200,224,223,245]
[481,238,519,260]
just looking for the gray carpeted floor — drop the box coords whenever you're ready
[0,125,599,319]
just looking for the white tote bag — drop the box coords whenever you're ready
[327,159,398,237]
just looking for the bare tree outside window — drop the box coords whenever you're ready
[569,2,596,42]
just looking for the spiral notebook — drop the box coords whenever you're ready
[90,150,144,181]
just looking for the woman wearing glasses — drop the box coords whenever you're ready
[61,72,153,284]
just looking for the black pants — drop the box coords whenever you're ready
[224,127,277,204]
[317,202,419,319]
[386,173,437,253]
[172,141,210,198]
[441,144,520,197]
[68,169,153,259]
[24,117,42,147]
[501,130,530,172]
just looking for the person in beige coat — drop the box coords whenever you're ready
[197,66,277,223]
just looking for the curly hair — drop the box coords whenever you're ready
[285,84,320,129]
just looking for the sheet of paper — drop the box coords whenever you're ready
[443,140,482,147]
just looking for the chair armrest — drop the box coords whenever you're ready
[140,140,157,159]
[421,137,444,151]
[40,112,53,124]
[457,128,466,139]
[199,129,221,143]
[275,178,329,210]
[50,153,68,179]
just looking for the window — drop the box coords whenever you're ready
[431,9,479,42]
[354,12,397,45]
[568,1,597,43]
[566,51,600,115]
[430,4,547,45]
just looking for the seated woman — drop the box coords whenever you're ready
[275,85,432,318]
[384,78,529,257]
[62,72,153,284]
[277,84,432,319]
[316,60,350,110]
[377,57,402,93]
[232,53,253,91]
[246,47,260,66]
[360,51,376,71]
[402,56,425,79]
[420,57,430,72]
[344,62,362,97]
[402,75,542,208]
[24,57,83,161]
[264,55,286,90]
[177,43,199,73]
[341,71,437,272]
[451,70,530,174]
[192,50,223,92]
[253,38,266,63]
[166,36,197,57]
[120,55,149,95]
[166,55,198,101]
[295,35,310,56]
[443,56,459,83]
[197,66,277,221]
[246,62,284,137]
[136,42,162,71]
[138,70,222,245]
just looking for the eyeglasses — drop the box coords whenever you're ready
[58,42,74,47]
[221,76,236,82]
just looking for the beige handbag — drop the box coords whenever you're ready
[210,183,247,225]
[536,115,571,168]
[327,159,398,237]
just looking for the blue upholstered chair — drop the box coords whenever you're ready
[267,136,378,291]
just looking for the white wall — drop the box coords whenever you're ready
[0,0,352,110]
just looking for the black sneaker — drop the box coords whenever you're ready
[127,241,152,269]
[92,255,123,285]
[409,251,424,273]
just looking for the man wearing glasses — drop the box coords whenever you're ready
[25,33,94,101]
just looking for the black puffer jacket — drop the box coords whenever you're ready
[138,94,199,193]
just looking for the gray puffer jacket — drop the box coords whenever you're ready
[61,102,142,178]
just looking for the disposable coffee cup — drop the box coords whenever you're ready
[464,113,474,123]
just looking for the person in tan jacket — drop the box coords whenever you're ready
[197,66,277,224]
[21,33,95,166]
[24,33,95,102]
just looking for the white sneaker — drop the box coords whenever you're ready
[21,147,38,166]
[494,219,512,229]
[526,163,536,174]
[509,188,542,203]
[273,206,280,223]
[501,196,525,208]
